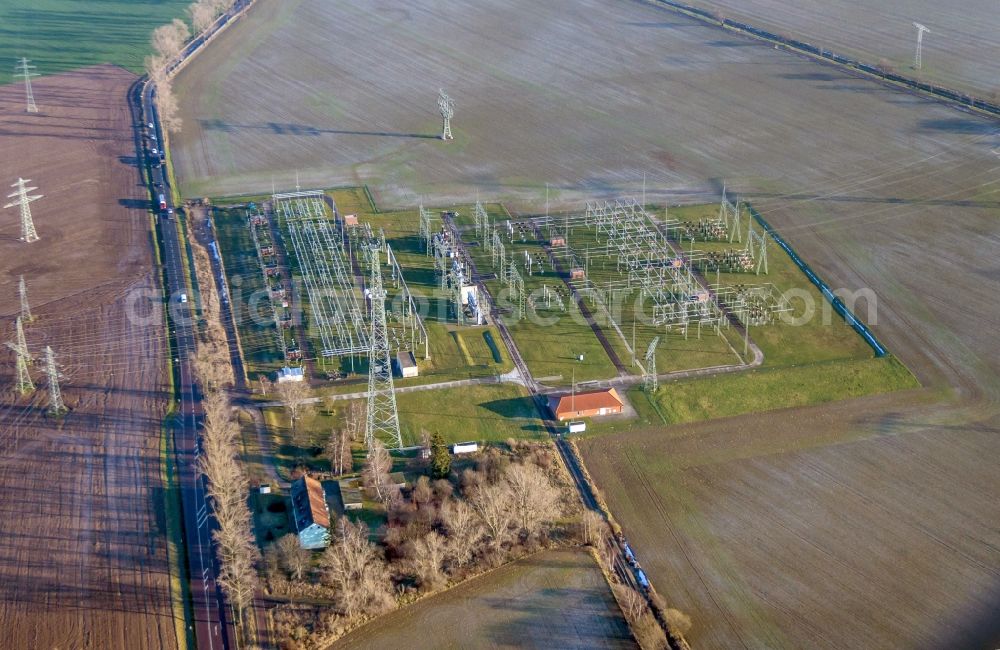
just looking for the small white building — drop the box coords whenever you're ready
[277,366,304,383]
[394,351,418,378]
[452,441,478,455]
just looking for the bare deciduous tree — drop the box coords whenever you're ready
[321,519,394,617]
[344,399,364,442]
[439,498,482,568]
[407,531,447,590]
[275,533,310,581]
[151,18,190,61]
[188,1,217,32]
[326,428,352,477]
[363,439,393,504]
[467,479,513,545]
[503,462,562,535]
[580,509,607,547]
[276,378,314,442]
[613,583,646,624]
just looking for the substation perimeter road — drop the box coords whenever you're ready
[136,82,231,650]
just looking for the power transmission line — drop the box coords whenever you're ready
[4,178,42,243]
[14,57,39,113]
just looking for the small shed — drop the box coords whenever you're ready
[452,441,479,455]
[338,479,363,511]
[394,351,418,378]
[277,366,304,383]
[569,267,585,280]
[343,213,359,227]
[550,236,566,247]
[290,475,331,549]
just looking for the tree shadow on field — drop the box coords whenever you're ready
[481,397,537,420]
[918,117,997,135]
[119,198,152,210]
[199,118,439,140]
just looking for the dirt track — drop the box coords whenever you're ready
[0,66,176,649]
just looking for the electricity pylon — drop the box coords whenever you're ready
[438,89,454,140]
[913,22,930,70]
[6,317,34,395]
[365,257,402,449]
[4,178,42,243]
[14,58,39,113]
[19,275,32,322]
[643,336,660,393]
[44,345,65,415]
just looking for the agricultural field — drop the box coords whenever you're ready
[172,0,1000,647]
[334,548,637,650]
[0,0,189,83]
[679,0,1000,98]
[0,67,177,649]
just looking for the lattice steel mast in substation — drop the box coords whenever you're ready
[5,178,42,243]
[438,89,454,140]
[14,57,39,113]
[365,257,403,450]
[7,317,34,395]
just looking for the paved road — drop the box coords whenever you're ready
[133,80,231,650]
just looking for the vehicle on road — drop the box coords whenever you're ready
[158,194,167,210]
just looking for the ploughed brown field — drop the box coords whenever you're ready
[171,0,1000,647]
[0,65,177,649]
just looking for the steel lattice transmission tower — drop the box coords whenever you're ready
[18,275,33,322]
[643,336,660,393]
[365,257,402,450]
[44,345,65,415]
[913,22,930,70]
[6,317,34,395]
[4,178,42,243]
[438,89,454,140]
[14,57,39,113]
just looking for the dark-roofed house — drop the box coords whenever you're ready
[548,388,624,421]
[290,475,331,549]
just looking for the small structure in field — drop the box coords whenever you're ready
[388,472,408,489]
[550,236,566,247]
[569,267,585,280]
[452,441,478,455]
[548,388,623,421]
[394,351,418,378]
[343,213,359,227]
[259,484,272,495]
[338,479,363,511]
[277,366,304,383]
[290,475,330,549]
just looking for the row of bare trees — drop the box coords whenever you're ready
[196,377,260,630]
[145,1,239,132]
[189,204,259,634]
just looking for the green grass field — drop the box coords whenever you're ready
[394,383,544,445]
[0,0,190,84]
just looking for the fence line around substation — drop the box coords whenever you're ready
[746,203,887,357]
